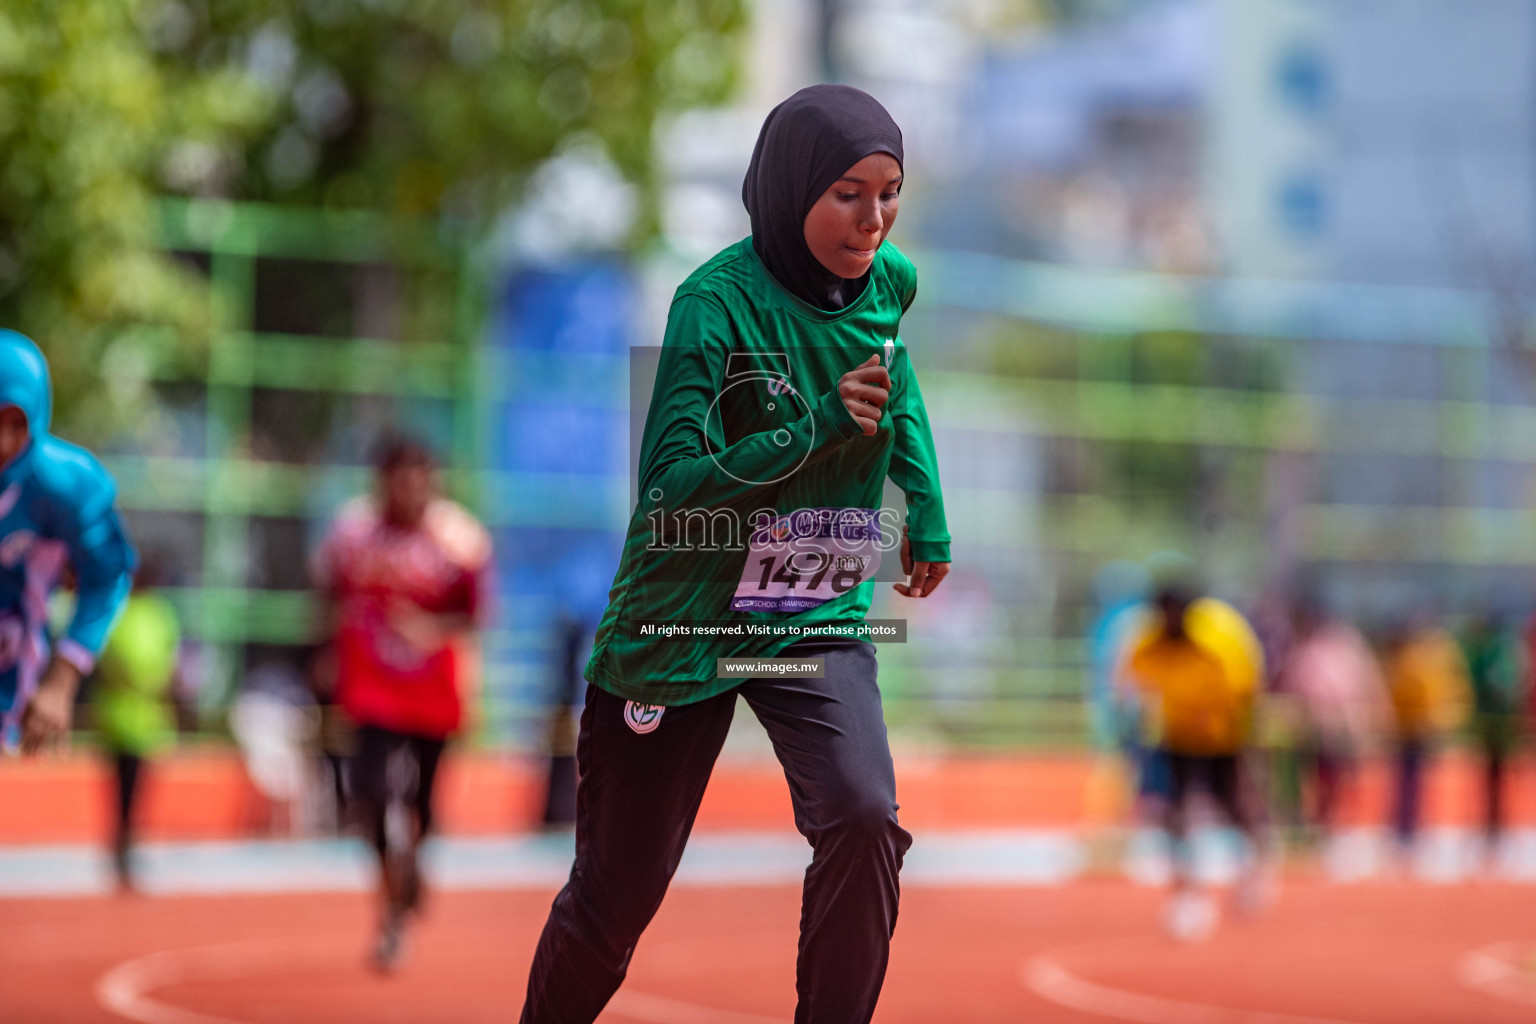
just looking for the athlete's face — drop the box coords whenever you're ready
[381,461,434,528]
[0,406,28,470]
[802,152,902,281]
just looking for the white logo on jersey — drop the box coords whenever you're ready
[624,701,665,735]
[0,484,19,520]
[0,529,36,568]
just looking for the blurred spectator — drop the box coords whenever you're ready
[230,658,318,837]
[308,642,353,836]
[1085,562,1154,829]
[313,434,491,972]
[1123,578,1267,941]
[1248,589,1300,830]
[92,558,181,893]
[1384,617,1471,853]
[1282,600,1390,840]
[1460,611,1527,852]
[1088,561,1152,751]
[541,618,588,829]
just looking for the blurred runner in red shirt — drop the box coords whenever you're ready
[314,436,491,971]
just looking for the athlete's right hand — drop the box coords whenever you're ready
[19,657,81,756]
[838,355,891,436]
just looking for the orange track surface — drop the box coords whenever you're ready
[0,750,1098,843]
[9,749,1536,1021]
[2,747,1533,844]
[7,881,1536,1022]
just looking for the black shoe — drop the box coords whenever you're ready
[370,911,407,974]
[400,861,425,916]
[112,848,137,895]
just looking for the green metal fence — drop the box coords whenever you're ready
[107,199,487,716]
[99,202,1536,750]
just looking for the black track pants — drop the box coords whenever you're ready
[519,639,911,1024]
[351,725,445,858]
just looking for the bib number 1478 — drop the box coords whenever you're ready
[730,507,883,614]
[754,550,866,595]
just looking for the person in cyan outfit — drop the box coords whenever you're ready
[0,330,136,757]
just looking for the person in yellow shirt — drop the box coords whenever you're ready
[1385,617,1471,851]
[93,561,182,893]
[1123,580,1266,941]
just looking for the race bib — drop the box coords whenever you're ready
[731,507,883,613]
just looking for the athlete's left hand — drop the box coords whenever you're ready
[20,658,81,756]
[894,524,949,598]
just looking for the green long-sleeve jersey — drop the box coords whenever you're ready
[585,237,949,705]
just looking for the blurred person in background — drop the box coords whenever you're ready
[520,86,949,1024]
[541,618,588,829]
[1084,562,1153,846]
[1282,598,1389,843]
[1087,562,1152,761]
[1123,576,1267,942]
[230,656,318,836]
[1248,588,1302,833]
[92,555,181,892]
[0,330,136,756]
[307,641,352,835]
[1460,609,1527,862]
[1525,609,1536,734]
[314,435,491,972]
[1384,614,1471,858]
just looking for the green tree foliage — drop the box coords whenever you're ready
[169,0,745,221]
[1,0,745,438]
[0,0,269,439]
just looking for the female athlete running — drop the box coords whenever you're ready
[519,85,950,1024]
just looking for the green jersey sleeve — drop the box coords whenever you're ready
[888,345,950,563]
[637,294,861,518]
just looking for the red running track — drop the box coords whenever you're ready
[8,880,1536,1023]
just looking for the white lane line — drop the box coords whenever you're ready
[1457,941,1536,1007]
[96,935,785,1024]
[1023,947,1367,1024]
[96,940,298,1024]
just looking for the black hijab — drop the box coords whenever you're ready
[742,84,904,311]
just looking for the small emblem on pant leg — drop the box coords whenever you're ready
[624,701,665,734]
